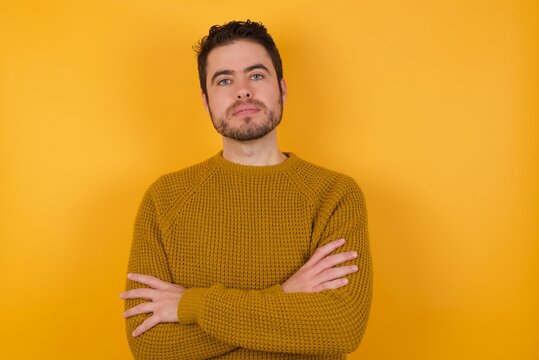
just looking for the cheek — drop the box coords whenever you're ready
[207,93,227,112]
[208,94,221,112]
[260,84,281,103]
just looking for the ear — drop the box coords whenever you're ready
[280,78,288,104]
[201,91,210,114]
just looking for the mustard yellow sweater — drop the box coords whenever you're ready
[125,151,372,359]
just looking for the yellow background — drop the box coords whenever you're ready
[1,0,537,359]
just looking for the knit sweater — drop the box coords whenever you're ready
[125,151,372,360]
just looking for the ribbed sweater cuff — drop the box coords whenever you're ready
[260,284,284,294]
[178,287,209,324]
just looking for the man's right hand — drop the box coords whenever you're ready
[281,238,358,294]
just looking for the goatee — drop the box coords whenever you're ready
[209,98,283,141]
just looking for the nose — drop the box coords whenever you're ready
[236,86,251,99]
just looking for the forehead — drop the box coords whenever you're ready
[206,40,274,74]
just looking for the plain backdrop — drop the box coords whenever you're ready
[0,0,537,359]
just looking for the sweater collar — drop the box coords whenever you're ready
[211,150,300,176]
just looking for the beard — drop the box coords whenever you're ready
[208,97,283,141]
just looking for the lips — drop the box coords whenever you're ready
[232,105,260,116]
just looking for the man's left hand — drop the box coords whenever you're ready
[121,273,186,337]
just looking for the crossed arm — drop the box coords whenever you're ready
[121,238,358,337]
[122,179,371,358]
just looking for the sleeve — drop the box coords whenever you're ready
[124,186,237,360]
[176,178,373,355]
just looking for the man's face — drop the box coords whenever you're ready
[202,40,287,141]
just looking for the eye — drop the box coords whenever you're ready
[250,73,264,80]
[217,78,232,86]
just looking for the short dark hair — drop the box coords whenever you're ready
[194,20,283,95]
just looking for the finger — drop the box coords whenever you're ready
[127,273,170,290]
[132,315,161,337]
[310,278,350,293]
[304,239,346,267]
[316,265,358,284]
[313,251,357,274]
[123,302,155,318]
[120,288,157,300]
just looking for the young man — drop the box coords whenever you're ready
[121,20,372,359]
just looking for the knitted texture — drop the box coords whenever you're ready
[125,151,372,359]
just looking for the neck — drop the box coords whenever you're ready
[221,129,288,166]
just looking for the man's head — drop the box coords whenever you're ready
[195,20,283,97]
[194,20,287,142]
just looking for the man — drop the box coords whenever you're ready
[121,20,372,359]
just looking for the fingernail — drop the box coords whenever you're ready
[338,239,345,244]
[352,265,358,271]
[127,273,133,279]
[351,251,357,258]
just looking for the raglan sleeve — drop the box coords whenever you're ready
[124,186,237,360]
[176,176,373,355]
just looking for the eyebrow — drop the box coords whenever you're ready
[210,64,271,85]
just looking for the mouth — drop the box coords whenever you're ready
[232,106,260,116]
